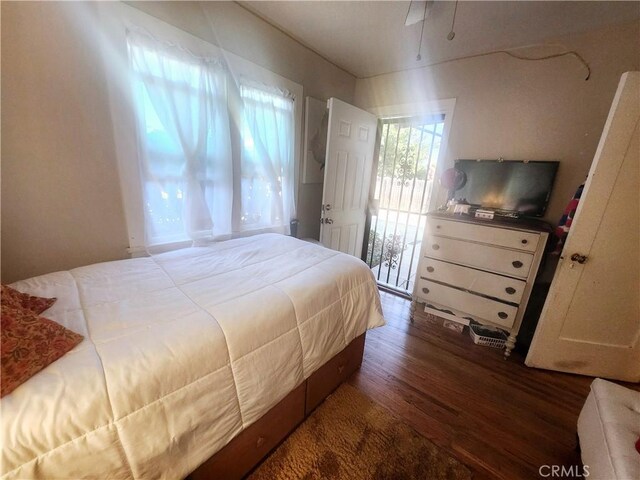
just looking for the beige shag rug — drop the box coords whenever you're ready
[249,384,471,480]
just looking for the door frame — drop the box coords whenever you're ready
[361,98,457,280]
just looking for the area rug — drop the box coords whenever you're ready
[249,384,471,480]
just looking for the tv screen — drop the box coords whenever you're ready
[453,160,559,217]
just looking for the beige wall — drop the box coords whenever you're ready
[1,1,356,283]
[354,20,640,225]
[1,2,129,284]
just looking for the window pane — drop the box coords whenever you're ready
[240,85,294,231]
[127,35,292,244]
[144,180,186,242]
[128,38,232,244]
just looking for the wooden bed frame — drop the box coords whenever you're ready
[189,333,366,479]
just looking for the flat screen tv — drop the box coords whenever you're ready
[453,160,559,217]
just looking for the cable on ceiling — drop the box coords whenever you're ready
[500,49,591,80]
[371,47,591,81]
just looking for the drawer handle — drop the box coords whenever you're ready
[432,244,440,250]
[521,239,528,245]
[498,312,509,319]
[422,287,430,294]
[505,287,516,295]
[426,266,435,273]
[256,436,266,448]
[436,225,441,229]
[512,260,523,268]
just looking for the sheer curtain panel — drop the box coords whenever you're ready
[121,24,299,249]
[128,32,233,246]
[240,84,295,234]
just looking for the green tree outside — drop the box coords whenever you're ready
[378,122,442,182]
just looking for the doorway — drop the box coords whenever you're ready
[364,115,445,295]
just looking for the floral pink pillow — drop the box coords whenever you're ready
[1,293,82,397]
[1,285,57,314]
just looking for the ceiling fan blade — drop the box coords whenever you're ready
[405,1,434,26]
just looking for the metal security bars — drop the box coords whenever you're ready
[365,115,445,294]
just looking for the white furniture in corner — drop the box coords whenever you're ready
[410,213,549,358]
[577,378,640,480]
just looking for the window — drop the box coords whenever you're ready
[126,32,296,248]
[240,84,295,232]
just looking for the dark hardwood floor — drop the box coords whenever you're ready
[349,291,596,480]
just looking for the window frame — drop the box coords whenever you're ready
[368,99,457,214]
[99,2,302,253]
[238,82,296,233]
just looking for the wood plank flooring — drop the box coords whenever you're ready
[348,291,617,480]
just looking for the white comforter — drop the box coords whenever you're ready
[2,234,384,479]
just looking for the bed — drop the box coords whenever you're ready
[2,233,385,479]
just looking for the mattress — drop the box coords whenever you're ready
[2,234,385,479]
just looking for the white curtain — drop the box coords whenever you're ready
[126,31,296,247]
[240,84,295,234]
[128,32,233,246]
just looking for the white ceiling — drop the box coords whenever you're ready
[241,1,640,79]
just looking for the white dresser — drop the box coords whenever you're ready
[411,213,549,358]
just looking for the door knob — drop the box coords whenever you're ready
[325,218,334,224]
[570,253,588,264]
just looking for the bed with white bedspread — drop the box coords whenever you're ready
[2,234,385,479]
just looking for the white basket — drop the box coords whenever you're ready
[469,324,507,349]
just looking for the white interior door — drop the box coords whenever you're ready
[320,98,377,257]
[525,72,640,382]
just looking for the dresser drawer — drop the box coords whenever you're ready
[416,279,518,329]
[427,217,540,252]
[420,258,526,304]
[424,234,533,279]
